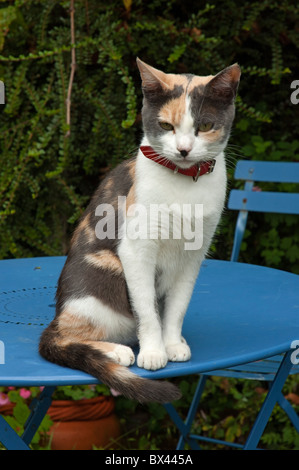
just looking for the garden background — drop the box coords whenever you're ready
[0,0,298,450]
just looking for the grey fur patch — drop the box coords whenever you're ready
[55,158,136,318]
[189,85,236,140]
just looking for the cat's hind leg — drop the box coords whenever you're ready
[39,304,181,403]
[42,297,138,367]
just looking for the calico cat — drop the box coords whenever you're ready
[39,58,241,403]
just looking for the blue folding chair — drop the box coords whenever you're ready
[0,160,298,450]
[164,160,299,449]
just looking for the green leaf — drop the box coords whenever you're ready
[13,401,30,424]
[0,6,17,51]
[168,44,187,63]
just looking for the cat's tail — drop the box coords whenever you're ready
[39,333,181,403]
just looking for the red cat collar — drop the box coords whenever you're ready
[140,146,216,182]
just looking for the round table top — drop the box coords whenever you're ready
[0,256,298,386]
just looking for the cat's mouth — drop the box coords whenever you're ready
[176,157,197,167]
[141,145,216,171]
[171,155,210,169]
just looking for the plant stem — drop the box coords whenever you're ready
[65,0,76,138]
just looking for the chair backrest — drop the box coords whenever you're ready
[228,161,299,262]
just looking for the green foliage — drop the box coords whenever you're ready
[0,0,298,452]
[189,375,299,450]
[0,0,298,270]
[1,376,298,450]
[52,384,110,400]
[0,386,53,449]
[105,374,299,450]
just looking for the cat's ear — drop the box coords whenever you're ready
[206,64,241,103]
[136,58,170,92]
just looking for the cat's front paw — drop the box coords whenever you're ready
[166,342,191,362]
[137,349,168,371]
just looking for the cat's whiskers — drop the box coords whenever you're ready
[125,146,140,159]
[141,147,173,166]
[152,155,172,166]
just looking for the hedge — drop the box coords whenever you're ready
[0,0,298,272]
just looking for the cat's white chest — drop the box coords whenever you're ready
[135,149,227,225]
[130,150,227,294]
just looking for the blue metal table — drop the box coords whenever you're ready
[0,256,298,449]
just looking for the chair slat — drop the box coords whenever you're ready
[202,359,299,381]
[234,160,299,183]
[203,368,272,380]
[228,190,299,214]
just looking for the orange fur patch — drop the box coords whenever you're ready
[85,341,119,354]
[85,250,123,274]
[57,311,105,346]
[163,74,214,94]
[158,75,215,127]
[201,127,224,142]
[126,158,136,179]
[102,177,114,197]
[106,361,120,373]
[187,75,214,92]
[159,95,187,127]
[163,73,189,90]
[56,311,130,358]
[71,212,95,245]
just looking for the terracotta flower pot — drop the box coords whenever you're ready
[0,403,14,416]
[47,395,121,450]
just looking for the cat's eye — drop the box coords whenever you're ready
[198,122,214,132]
[159,122,174,131]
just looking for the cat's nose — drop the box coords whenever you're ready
[179,149,189,158]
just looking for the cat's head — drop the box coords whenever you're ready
[137,58,241,169]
